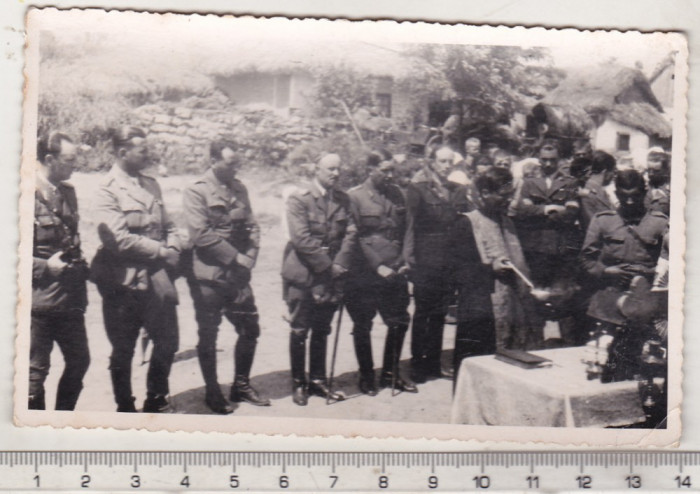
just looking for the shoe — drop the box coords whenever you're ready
[116,396,137,413]
[358,375,378,396]
[425,363,454,380]
[142,393,175,413]
[292,380,308,406]
[380,372,418,393]
[309,379,345,401]
[230,376,271,407]
[410,364,427,384]
[205,388,233,415]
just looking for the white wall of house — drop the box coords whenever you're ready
[289,72,315,113]
[218,70,416,122]
[593,118,650,169]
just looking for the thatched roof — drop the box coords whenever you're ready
[209,39,426,80]
[545,65,664,113]
[608,102,672,138]
[543,64,670,138]
[530,102,595,137]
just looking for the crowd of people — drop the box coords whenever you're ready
[29,126,671,416]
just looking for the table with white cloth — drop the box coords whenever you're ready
[450,347,647,427]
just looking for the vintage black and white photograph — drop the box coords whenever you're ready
[16,8,686,444]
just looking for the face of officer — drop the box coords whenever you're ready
[212,146,240,184]
[616,186,646,219]
[119,136,150,175]
[316,154,341,190]
[539,148,559,177]
[369,159,395,192]
[46,138,77,184]
[432,148,454,182]
[647,158,670,188]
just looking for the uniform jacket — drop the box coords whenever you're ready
[347,179,406,277]
[515,168,580,256]
[580,174,615,231]
[281,181,356,289]
[580,209,668,324]
[91,164,181,292]
[32,177,87,311]
[183,169,260,285]
[403,168,470,274]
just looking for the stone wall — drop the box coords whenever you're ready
[130,95,325,174]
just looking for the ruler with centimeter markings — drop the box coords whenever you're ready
[1,451,700,491]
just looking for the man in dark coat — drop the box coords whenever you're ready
[451,167,542,379]
[345,149,417,395]
[404,146,470,383]
[514,143,583,344]
[30,131,90,411]
[183,139,270,414]
[282,153,357,406]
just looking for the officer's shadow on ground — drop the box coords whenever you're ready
[168,355,452,415]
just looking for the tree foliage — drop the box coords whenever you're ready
[307,43,564,153]
[406,44,564,124]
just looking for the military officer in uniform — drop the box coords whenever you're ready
[282,153,357,406]
[92,126,182,413]
[404,146,469,383]
[345,149,418,395]
[30,131,90,410]
[580,169,668,380]
[183,139,270,414]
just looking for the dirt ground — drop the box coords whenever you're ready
[39,170,457,423]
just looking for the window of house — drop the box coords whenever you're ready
[375,93,392,118]
[617,132,631,151]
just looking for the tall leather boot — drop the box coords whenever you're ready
[55,382,83,411]
[110,366,137,413]
[309,331,344,401]
[425,313,453,379]
[380,325,418,393]
[197,347,232,415]
[290,332,308,406]
[352,329,377,396]
[230,375,270,406]
[28,390,45,410]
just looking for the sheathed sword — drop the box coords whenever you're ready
[327,302,344,405]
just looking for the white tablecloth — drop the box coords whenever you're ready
[450,347,646,427]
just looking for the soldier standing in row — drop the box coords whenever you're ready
[345,150,418,396]
[580,169,668,381]
[92,126,182,413]
[183,139,270,414]
[404,146,469,383]
[30,131,90,410]
[282,153,357,405]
